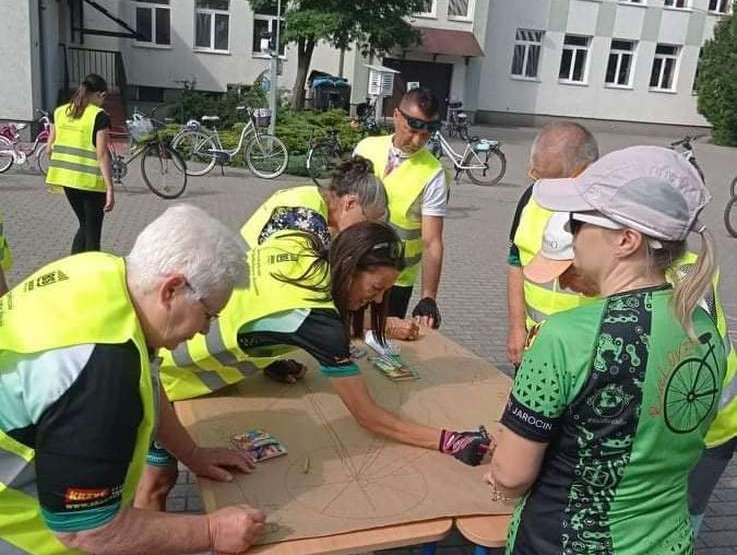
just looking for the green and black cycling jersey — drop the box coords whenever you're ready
[501,285,727,555]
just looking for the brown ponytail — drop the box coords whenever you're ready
[66,73,108,119]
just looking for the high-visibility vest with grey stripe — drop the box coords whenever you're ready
[160,231,337,401]
[355,135,442,287]
[46,103,105,192]
[0,252,154,554]
[513,197,594,328]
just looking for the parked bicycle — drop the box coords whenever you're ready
[305,128,352,187]
[108,107,188,199]
[170,106,288,178]
[0,109,51,175]
[669,136,705,184]
[351,97,380,135]
[725,174,737,238]
[427,129,506,186]
[443,99,469,140]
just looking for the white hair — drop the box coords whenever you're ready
[126,204,248,300]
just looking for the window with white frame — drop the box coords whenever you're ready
[692,47,703,93]
[708,0,730,13]
[135,0,170,46]
[448,0,472,18]
[252,4,286,56]
[664,0,689,8]
[559,35,590,83]
[650,44,680,90]
[605,40,636,87]
[195,0,230,52]
[510,29,544,79]
[416,0,436,16]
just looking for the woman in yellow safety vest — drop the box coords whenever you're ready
[46,73,114,254]
[135,221,491,511]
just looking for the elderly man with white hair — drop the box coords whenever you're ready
[506,121,599,367]
[0,205,265,555]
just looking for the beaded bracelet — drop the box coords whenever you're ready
[487,475,515,504]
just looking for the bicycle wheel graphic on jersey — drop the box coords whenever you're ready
[663,356,718,434]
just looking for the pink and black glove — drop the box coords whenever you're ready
[439,426,491,466]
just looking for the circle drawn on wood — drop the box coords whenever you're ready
[285,445,428,520]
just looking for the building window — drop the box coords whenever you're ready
[416,0,436,16]
[605,40,635,87]
[135,0,171,46]
[195,0,230,52]
[650,44,679,90]
[708,0,730,13]
[559,35,590,83]
[448,0,472,19]
[136,86,165,103]
[664,0,689,7]
[252,5,286,56]
[692,48,703,94]
[511,29,544,79]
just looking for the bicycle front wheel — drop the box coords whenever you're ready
[725,195,737,239]
[0,136,15,174]
[170,131,217,176]
[466,148,507,186]
[306,143,343,187]
[36,146,49,175]
[730,174,737,198]
[141,142,188,199]
[245,134,288,179]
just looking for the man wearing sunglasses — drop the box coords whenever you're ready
[355,87,447,330]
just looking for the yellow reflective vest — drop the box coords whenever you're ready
[0,253,155,554]
[513,197,594,328]
[46,104,105,192]
[354,135,441,286]
[667,253,737,448]
[160,231,337,401]
[0,212,12,272]
[240,185,328,248]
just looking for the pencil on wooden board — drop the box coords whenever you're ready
[303,455,310,474]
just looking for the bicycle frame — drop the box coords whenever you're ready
[0,114,50,161]
[202,115,262,159]
[435,132,486,171]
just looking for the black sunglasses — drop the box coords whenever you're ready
[398,108,442,133]
[569,214,584,235]
[371,240,404,260]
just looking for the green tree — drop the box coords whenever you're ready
[696,2,737,146]
[246,0,425,110]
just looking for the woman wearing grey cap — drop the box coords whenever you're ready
[483,146,727,554]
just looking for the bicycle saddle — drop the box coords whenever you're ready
[448,101,463,109]
[201,115,220,122]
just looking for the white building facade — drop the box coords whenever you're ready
[1,0,732,128]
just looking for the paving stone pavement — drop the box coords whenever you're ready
[3,124,737,554]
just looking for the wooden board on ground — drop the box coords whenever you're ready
[176,329,512,546]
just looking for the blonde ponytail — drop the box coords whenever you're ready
[672,228,717,338]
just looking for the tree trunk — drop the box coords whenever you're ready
[291,38,316,111]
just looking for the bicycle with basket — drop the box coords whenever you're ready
[170,105,288,178]
[109,106,188,199]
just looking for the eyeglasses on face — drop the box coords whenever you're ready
[184,281,220,321]
[397,108,442,133]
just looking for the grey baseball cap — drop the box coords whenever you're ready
[533,146,710,241]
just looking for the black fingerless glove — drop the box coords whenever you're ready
[439,427,491,466]
[412,297,442,329]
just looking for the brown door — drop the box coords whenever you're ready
[382,58,453,119]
